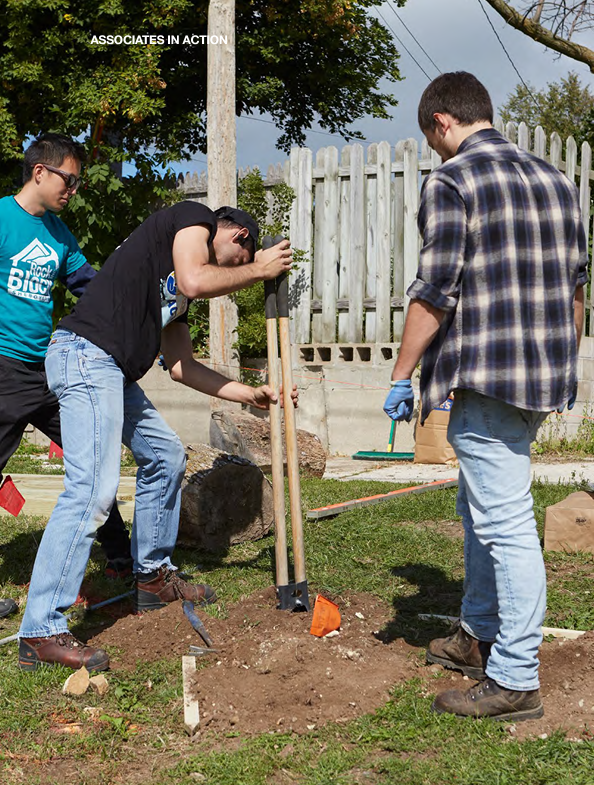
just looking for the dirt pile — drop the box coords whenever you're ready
[89,588,594,741]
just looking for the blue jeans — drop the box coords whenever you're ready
[19,330,186,638]
[447,390,548,691]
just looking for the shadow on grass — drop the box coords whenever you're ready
[378,562,463,648]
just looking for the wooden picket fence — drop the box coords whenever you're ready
[287,118,593,346]
[178,119,593,348]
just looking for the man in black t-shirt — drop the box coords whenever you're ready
[18,202,295,673]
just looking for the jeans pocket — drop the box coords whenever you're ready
[45,344,67,398]
[79,341,114,363]
[479,396,530,443]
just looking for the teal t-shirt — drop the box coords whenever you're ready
[0,196,86,361]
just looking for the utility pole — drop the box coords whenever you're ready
[207,0,240,408]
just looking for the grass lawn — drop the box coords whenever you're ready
[0,477,593,784]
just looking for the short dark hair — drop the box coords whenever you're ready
[23,133,85,183]
[418,72,493,132]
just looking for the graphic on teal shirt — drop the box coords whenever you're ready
[0,196,86,362]
[7,237,59,302]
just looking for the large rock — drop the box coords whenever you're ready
[179,443,274,552]
[210,410,326,478]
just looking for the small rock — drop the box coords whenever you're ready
[507,724,517,734]
[579,699,585,708]
[230,715,240,726]
[62,667,90,696]
[324,630,340,638]
[355,612,365,620]
[307,724,316,730]
[539,733,548,740]
[83,707,102,720]
[89,674,109,696]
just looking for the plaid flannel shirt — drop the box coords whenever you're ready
[408,128,589,420]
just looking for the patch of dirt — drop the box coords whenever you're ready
[89,587,594,741]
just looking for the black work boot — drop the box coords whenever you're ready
[0,598,17,619]
[135,566,217,612]
[427,621,492,680]
[432,677,544,722]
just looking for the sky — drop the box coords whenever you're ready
[175,0,594,179]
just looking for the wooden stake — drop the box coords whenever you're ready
[182,655,200,735]
[418,614,586,641]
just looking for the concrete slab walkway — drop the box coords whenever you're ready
[2,457,593,520]
[324,457,594,486]
[0,474,137,519]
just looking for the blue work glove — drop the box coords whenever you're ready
[557,383,577,413]
[383,380,415,422]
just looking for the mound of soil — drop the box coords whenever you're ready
[89,588,594,741]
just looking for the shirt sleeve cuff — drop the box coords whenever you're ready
[577,270,590,288]
[406,278,458,311]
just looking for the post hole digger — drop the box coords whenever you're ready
[263,235,310,612]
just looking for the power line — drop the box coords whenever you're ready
[476,0,542,110]
[385,1,441,75]
[239,114,349,141]
[376,7,433,81]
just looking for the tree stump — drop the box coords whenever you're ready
[179,444,274,552]
[210,410,326,478]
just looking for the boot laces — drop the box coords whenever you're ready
[55,632,84,649]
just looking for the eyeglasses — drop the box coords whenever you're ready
[40,164,82,191]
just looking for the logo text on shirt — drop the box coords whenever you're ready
[7,239,59,303]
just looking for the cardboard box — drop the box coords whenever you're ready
[413,397,457,465]
[544,491,594,554]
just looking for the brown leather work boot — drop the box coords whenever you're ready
[135,566,217,612]
[432,677,544,722]
[427,621,492,680]
[18,633,109,672]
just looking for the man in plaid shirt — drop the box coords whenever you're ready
[384,72,588,721]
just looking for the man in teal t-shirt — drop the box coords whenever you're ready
[0,134,132,619]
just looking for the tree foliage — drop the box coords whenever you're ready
[499,72,594,145]
[0,0,403,344]
[482,0,594,72]
[0,0,402,182]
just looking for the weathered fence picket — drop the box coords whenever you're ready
[365,143,378,342]
[376,141,392,343]
[349,144,366,343]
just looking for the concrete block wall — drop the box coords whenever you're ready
[27,337,594,455]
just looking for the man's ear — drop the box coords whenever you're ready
[433,112,450,138]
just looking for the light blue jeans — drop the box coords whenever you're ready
[19,330,186,638]
[447,390,548,691]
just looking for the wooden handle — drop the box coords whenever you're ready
[279,316,306,584]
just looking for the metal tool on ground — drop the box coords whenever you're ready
[182,600,215,649]
[0,589,134,647]
[188,644,220,656]
[307,479,458,520]
[263,234,310,612]
[352,420,415,461]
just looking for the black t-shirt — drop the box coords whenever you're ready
[60,201,216,382]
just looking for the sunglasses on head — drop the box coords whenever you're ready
[40,163,82,191]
